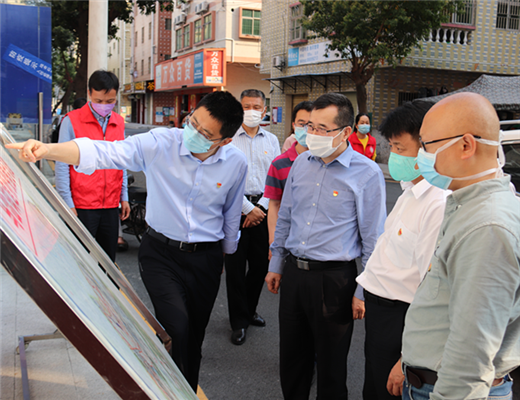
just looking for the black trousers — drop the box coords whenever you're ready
[224,216,269,330]
[76,208,119,262]
[279,256,358,400]
[138,233,223,391]
[363,290,410,400]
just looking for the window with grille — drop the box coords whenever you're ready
[496,0,520,30]
[165,18,172,31]
[183,24,191,48]
[241,9,261,37]
[398,92,420,106]
[290,3,307,42]
[141,27,144,43]
[149,22,152,40]
[176,28,183,51]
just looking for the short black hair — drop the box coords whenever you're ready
[353,113,370,133]
[380,101,434,142]
[240,89,266,105]
[291,101,314,124]
[73,98,87,110]
[312,93,354,128]
[195,91,243,139]
[88,70,119,94]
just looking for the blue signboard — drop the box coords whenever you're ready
[3,44,52,84]
[193,52,203,84]
[288,48,299,67]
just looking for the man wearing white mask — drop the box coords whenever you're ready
[225,89,281,345]
[265,93,386,399]
[400,93,520,400]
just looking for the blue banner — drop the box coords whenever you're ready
[193,52,203,84]
[3,43,52,83]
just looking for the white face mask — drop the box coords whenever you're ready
[243,109,263,128]
[306,129,344,159]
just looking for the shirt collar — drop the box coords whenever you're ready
[287,142,300,162]
[447,176,511,209]
[236,125,266,137]
[308,144,354,168]
[401,178,434,199]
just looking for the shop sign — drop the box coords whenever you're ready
[155,49,225,91]
[146,80,155,93]
[288,41,344,67]
[123,83,133,94]
[134,81,146,93]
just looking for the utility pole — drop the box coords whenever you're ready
[87,0,108,78]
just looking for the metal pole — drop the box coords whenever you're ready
[38,92,43,169]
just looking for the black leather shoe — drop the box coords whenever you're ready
[231,329,246,345]
[250,313,266,327]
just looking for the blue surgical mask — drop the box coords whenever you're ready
[388,152,421,182]
[358,124,370,135]
[417,136,501,190]
[183,122,215,154]
[182,122,187,128]
[294,126,307,147]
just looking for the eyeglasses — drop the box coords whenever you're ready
[305,124,347,136]
[190,120,223,142]
[419,134,482,151]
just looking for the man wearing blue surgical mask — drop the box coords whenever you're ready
[356,101,448,400]
[264,101,314,259]
[399,93,520,400]
[226,89,281,346]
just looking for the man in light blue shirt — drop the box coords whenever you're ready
[265,93,386,399]
[225,89,281,346]
[8,91,248,392]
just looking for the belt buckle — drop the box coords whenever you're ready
[179,242,195,252]
[296,258,310,271]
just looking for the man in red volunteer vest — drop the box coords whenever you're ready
[55,70,130,261]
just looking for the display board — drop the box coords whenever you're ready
[0,125,198,400]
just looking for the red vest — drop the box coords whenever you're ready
[348,133,376,160]
[67,104,125,209]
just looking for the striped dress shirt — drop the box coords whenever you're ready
[232,126,281,214]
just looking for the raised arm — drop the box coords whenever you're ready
[6,139,80,165]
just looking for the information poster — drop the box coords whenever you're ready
[0,125,198,400]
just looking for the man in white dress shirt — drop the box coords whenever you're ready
[356,102,447,399]
[225,89,281,345]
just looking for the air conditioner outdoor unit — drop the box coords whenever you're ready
[195,1,209,14]
[174,13,186,25]
[272,55,285,69]
[181,3,189,12]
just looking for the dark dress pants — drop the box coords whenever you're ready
[224,216,269,330]
[76,208,119,262]
[363,290,410,400]
[279,257,358,400]
[138,233,223,391]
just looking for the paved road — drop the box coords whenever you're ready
[116,177,403,399]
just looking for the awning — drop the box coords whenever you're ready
[264,71,352,93]
[416,74,520,111]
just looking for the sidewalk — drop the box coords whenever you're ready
[0,268,120,400]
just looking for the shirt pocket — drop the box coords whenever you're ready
[384,223,417,269]
[418,255,441,300]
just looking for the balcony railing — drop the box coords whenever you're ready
[429,25,474,45]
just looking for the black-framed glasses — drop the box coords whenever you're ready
[305,124,347,136]
[419,134,482,151]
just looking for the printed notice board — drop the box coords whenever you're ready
[0,124,198,400]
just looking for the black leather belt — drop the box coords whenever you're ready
[245,194,263,204]
[288,253,355,271]
[404,365,438,389]
[364,290,409,307]
[146,227,219,252]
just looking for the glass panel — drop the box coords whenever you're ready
[254,19,261,36]
[242,18,252,35]
[242,9,252,17]
[194,20,201,43]
[254,10,261,18]
[176,29,182,50]
[184,25,190,47]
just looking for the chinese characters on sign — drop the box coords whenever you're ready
[2,44,52,84]
[154,49,225,91]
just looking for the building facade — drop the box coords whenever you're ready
[154,0,271,127]
[108,19,132,122]
[261,0,520,144]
